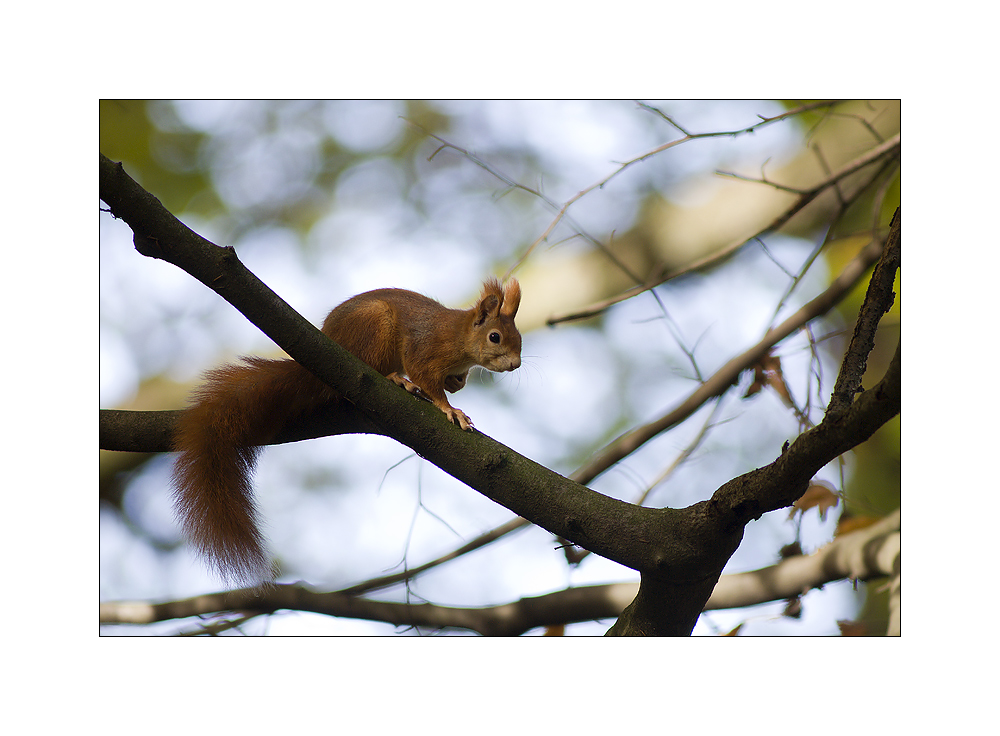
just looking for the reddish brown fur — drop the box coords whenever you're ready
[171,278,521,585]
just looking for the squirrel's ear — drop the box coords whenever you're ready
[475,293,500,325]
[501,279,521,318]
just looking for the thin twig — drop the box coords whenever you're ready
[337,517,531,596]
[571,234,888,487]
[564,396,728,565]
[765,156,899,330]
[547,134,900,325]
[639,396,728,507]
[514,101,838,268]
[407,121,644,284]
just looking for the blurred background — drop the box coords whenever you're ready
[99,100,900,635]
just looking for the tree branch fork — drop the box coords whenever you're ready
[100,154,900,634]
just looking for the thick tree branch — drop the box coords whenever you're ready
[99,404,382,453]
[99,409,181,453]
[828,208,900,415]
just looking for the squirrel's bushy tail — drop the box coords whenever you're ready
[171,357,332,585]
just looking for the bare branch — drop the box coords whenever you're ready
[548,134,900,325]
[827,208,900,416]
[406,122,644,284]
[100,508,898,635]
[515,102,837,272]
[408,103,838,285]
[573,233,887,487]
[703,509,899,612]
[337,516,531,596]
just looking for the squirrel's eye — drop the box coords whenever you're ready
[489,331,501,344]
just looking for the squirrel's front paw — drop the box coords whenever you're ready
[445,407,475,431]
[444,374,467,392]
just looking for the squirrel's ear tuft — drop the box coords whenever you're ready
[501,279,521,318]
[479,278,503,302]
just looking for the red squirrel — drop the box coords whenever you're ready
[171,277,522,586]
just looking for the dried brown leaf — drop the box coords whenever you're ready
[744,351,793,407]
[789,481,840,521]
